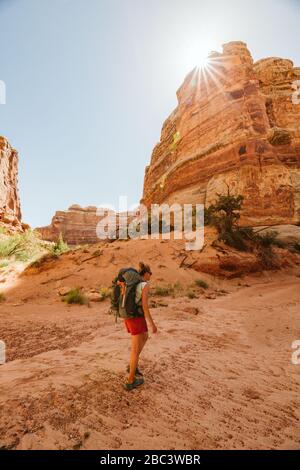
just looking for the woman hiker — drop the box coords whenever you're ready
[124,262,158,391]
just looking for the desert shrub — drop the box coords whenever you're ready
[219,226,251,251]
[99,287,111,301]
[253,231,280,268]
[204,206,217,226]
[0,260,9,269]
[170,130,181,151]
[205,190,281,260]
[202,191,249,250]
[294,242,300,253]
[0,226,8,235]
[62,288,88,305]
[0,292,6,303]
[187,291,197,299]
[195,279,209,289]
[254,230,279,248]
[153,286,174,297]
[51,233,69,256]
[0,229,44,261]
[173,281,183,291]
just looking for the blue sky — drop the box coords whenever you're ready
[0,0,299,227]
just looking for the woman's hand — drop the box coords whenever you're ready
[151,322,158,334]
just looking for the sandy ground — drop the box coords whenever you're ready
[0,238,300,450]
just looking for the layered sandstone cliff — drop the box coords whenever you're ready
[0,136,22,231]
[36,205,103,245]
[36,204,137,245]
[141,41,300,226]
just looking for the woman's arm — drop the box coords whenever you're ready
[142,284,157,334]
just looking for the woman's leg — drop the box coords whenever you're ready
[127,332,148,383]
[128,334,142,383]
[138,332,148,355]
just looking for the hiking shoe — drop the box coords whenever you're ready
[126,365,144,377]
[123,377,144,391]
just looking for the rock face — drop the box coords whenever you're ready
[36,205,103,245]
[36,205,137,245]
[0,136,22,231]
[141,41,300,226]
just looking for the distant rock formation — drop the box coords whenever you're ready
[36,204,137,245]
[0,136,23,232]
[141,41,300,226]
[36,205,103,245]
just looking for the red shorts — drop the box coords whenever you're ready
[125,316,148,336]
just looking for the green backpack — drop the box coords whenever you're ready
[110,267,144,322]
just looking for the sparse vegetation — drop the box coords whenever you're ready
[99,287,111,301]
[0,292,6,303]
[0,260,9,269]
[203,188,281,267]
[51,233,69,256]
[0,229,45,262]
[170,130,181,151]
[187,291,197,299]
[294,242,300,253]
[152,282,186,298]
[62,288,89,305]
[153,285,174,297]
[0,226,8,235]
[195,279,209,289]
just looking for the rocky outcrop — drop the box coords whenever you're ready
[36,205,104,245]
[36,204,137,245]
[141,41,300,227]
[253,224,300,247]
[0,136,23,231]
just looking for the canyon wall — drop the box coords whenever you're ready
[36,205,137,245]
[0,136,23,232]
[141,41,300,226]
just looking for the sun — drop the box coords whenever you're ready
[198,54,209,69]
[183,43,211,72]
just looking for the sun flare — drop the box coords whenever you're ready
[198,54,209,69]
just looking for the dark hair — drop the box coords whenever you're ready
[138,261,152,276]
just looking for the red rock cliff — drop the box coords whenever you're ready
[141,41,300,226]
[0,136,22,231]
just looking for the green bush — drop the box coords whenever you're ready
[204,206,216,226]
[252,231,280,268]
[187,291,197,299]
[51,233,69,256]
[294,242,300,253]
[254,230,279,248]
[153,286,174,297]
[204,191,281,261]
[0,229,44,261]
[0,226,8,235]
[62,288,89,305]
[195,279,209,289]
[0,260,9,269]
[99,287,111,301]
